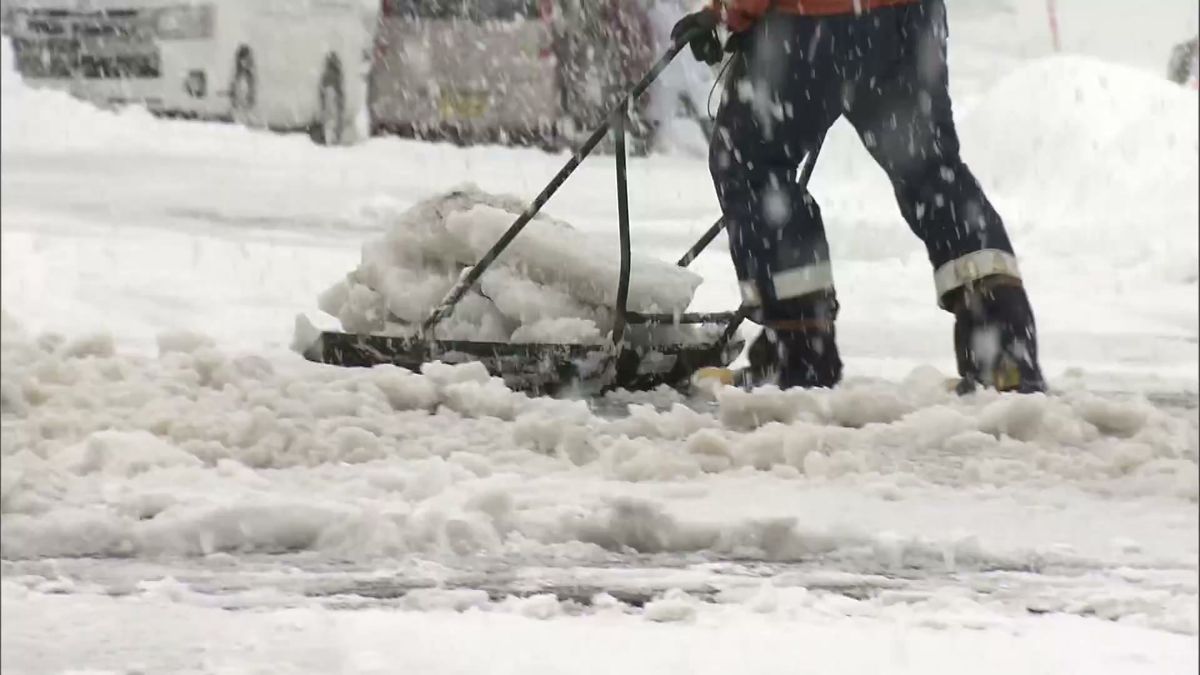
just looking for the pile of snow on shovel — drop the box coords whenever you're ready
[315,187,705,345]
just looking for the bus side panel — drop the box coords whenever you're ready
[243,0,373,135]
[239,0,316,129]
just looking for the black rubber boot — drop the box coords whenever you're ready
[950,276,1047,394]
[736,294,843,390]
[776,325,843,389]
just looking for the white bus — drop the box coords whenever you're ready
[1,0,377,144]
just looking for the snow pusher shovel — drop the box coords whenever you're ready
[303,32,745,395]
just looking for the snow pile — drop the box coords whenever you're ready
[316,187,704,342]
[2,321,1195,569]
[961,55,1200,284]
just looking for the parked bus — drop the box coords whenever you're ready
[1,0,377,144]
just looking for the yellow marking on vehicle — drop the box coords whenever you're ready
[439,90,488,118]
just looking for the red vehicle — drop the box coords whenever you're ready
[367,0,657,149]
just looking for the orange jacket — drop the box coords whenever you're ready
[709,0,920,32]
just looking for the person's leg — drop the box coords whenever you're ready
[709,12,846,388]
[843,0,1045,392]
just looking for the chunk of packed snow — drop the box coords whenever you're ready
[314,187,702,342]
[643,588,699,623]
[400,588,491,613]
[502,593,564,620]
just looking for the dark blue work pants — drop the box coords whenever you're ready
[710,0,1020,322]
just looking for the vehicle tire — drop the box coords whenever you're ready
[230,47,256,126]
[309,56,345,146]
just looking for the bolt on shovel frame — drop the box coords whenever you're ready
[306,31,747,395]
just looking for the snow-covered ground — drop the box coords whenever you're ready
[2,1,1198,672]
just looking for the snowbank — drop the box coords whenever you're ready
[810,52,1199,283]
[316,187,703,342]
[960,55,1200,284]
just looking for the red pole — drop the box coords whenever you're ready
[1046,0,1062,52]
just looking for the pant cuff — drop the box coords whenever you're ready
[771,261,835,301]
[934,249,1022,309]
[739,280,763,307]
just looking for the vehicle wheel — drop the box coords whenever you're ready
[310,56,345,146]
[230,47,256,125]
[534,120,561,153]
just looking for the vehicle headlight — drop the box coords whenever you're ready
[156,4,214,40]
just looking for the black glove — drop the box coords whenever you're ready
[670,8,723,66]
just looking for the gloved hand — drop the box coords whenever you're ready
[670,8,723,65]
